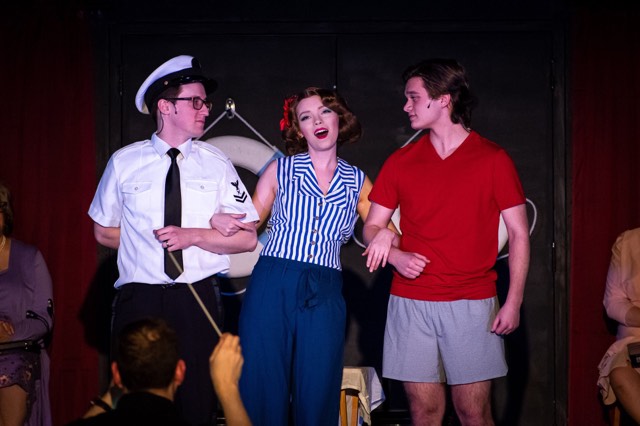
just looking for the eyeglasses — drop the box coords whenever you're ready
[164,97,212,111]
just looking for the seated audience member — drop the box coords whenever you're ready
[0,181,54,426]
[598,227,640,422]
[66,318,250,426]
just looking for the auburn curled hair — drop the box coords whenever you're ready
[280,87,362,156]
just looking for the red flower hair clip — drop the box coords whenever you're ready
[279,95,297,131]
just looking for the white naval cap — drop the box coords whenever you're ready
[135,55,218,114]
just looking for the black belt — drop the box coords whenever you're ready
[124,275,218,290]
[0,339,41,355]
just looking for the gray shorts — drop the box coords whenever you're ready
[382,295,507,385]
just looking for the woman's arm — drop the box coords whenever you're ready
[356,175,399,234]
[251,161,278,230]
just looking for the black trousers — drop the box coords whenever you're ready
[112,277,221,426]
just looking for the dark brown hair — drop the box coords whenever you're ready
[402,58,477,129]
[115,317,180,391]
[150,85,182,126]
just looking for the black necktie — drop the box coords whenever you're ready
[164,148,183,279]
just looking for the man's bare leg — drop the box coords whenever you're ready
[404,381,446,426]
[450,380,494,426]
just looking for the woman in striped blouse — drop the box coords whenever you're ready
[213,87,373,425]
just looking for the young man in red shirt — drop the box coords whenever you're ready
[363,58,530,425]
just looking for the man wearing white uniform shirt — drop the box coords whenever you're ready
[88,55,258,426]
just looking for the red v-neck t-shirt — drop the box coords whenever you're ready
[369,131,525,301]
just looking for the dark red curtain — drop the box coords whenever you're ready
[569,4,640,425]
[1,4,99,425]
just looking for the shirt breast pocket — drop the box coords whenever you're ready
[122,181,152,214]
[184,180,219,219]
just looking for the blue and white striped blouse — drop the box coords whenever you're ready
[261,153,365,270]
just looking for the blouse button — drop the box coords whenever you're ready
[134,186,139,191]
[314,216,319,220]
[307,254,313,259]
[310,241,316,245]
[200,185,204,189]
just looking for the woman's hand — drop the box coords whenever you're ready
[362,228,397,272]
[209,213,250,237]
[0,319,15,342]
